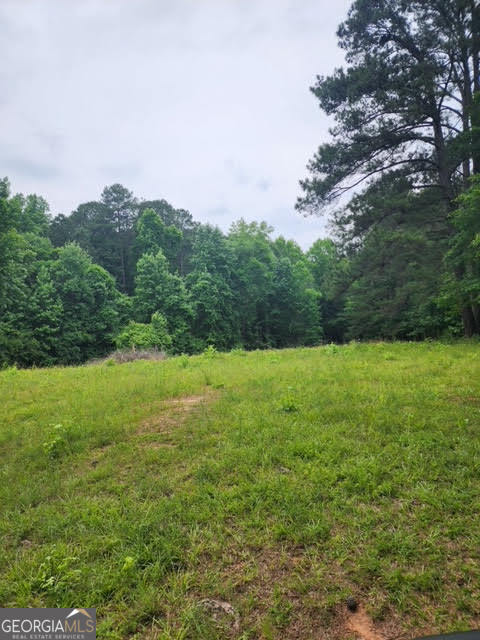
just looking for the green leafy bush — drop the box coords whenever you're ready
[115,312,172,351]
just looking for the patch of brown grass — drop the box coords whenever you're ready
[186,546,412,640]
[137,392,217,436]
[447,395,480,406]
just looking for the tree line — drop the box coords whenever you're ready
[1,171,476,368]
[0,181,329,366]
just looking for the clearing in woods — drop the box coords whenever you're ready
[0,342,479,639]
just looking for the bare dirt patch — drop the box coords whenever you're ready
[138,392,217,436]
[345,606,384,640]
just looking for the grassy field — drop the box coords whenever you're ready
[1,342,479,639]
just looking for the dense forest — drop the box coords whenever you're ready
[0,180,328,365]
[1,0,480,367]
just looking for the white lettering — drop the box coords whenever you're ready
[41,619,52,632]
[54,619,64,632]
[2,620,12,633]
[20,619,32,632]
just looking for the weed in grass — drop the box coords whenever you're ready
[31,551,81,600]
[121,556,136,572]
[278,388,298,413]
[269,586,293,629]
[202,345,218,359]
[2,364,18,377]
[178,354,189,369]
[324,343,340,355]
[42,424,72,460]
[230,347,247,356]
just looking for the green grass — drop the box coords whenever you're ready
[1,342,479,639]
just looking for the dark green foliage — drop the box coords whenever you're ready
[135,208,182,271]
[228,220,276,348]
[48,244,126,363]
[0,186,122,367]
[0,181,58,366]
[270,251,322,347]
[90,184,137,294]
[0,179,329,366]
[332,176,455,340]
[137,199,197,275]
[134,250,194,353]
[307,238,348,342]
[50,195,136,295]
[13,193,50,235]
[190,224,233,281]
[442,176,480,336]
[48,213,73,248]
[48,188,199,288]
[186,270,238,351]
[344,229,450,340]
[138,199,196,233]
[3,1,480,363]
[26,265,63,365]
[184,224,240,350]
[297,0,479,213]
[2,197,125,364]
[298,0,480,336]
[47,184,138,294]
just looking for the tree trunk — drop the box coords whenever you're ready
[431,109,455,204]
[471,0,480,173]
[462,306,478,337]
[120,243,127,293]
[472,303,480,329]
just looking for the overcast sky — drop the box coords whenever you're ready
[1,0,350,248]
